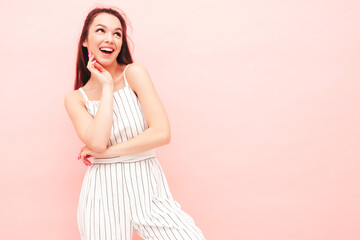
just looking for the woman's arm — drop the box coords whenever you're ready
[64,84,114,152]
[93,63,171,158]
[65,54,117,152]
[104,127,170,158]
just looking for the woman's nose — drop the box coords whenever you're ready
[104,33,114,43]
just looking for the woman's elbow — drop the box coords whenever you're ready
[89,142,107,153]
[162,130,171,144]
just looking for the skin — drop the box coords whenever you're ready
[82,13,125,93]
[64,13,171,166]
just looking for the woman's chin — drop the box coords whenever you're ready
[98,59,116,67]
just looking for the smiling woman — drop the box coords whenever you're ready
[64,6,207,240]
[96,24,120,55]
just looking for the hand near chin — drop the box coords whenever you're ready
[87,50,114,87]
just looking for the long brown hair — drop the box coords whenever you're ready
[73,7,133,90]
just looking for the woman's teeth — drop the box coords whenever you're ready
[100,47,114,54]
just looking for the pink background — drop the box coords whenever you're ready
[0,0,359,239]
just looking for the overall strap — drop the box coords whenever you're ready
[123,64,131,86]
[79,87,89,102]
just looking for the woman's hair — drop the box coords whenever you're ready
[73,7,133,90]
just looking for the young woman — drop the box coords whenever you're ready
[64,7,206,240]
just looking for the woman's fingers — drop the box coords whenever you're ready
[88,59,102,78]
[80,149,92,166]
[80,155,92,166]
[85,50,113,89]
[78,145,87,160]
[94,61,105,73]
[78,145,85,159]
[87,51,98,72]
[87,54,95,71]
[83,158,91,166]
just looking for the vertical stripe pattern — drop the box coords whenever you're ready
[77,64,206,239]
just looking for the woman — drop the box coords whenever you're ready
[64,6,206,240]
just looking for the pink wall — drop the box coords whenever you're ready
[0,0,359,239]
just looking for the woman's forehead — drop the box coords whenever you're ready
[91,13,121,28]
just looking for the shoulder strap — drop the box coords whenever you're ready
[79,87,89,102]
[123,64,131,86]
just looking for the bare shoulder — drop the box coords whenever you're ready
[64,89,85,109]
[126,62,148,73]
[125,62,155,94]
[124,62,170,133]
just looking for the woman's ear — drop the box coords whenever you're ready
[82,41,87,47]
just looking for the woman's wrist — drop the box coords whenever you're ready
[101,145,122,159]
[102,84,114,92]
[103,145,114,158]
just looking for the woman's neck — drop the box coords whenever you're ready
[86,62,124,89]
[104,62,122,79]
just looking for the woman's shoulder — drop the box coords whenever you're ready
[64,88,86,109]
[126,62,149,74]
[125,62,155,94]
[125,62,152,82]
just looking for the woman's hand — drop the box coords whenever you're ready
[78,145,95,166]
[77,145,106,166]
[87,50,114,87]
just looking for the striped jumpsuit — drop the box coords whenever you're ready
[77,64,206,240]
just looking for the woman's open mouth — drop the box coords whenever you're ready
[99,47,114,57]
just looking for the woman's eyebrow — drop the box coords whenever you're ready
[95,24,122,31]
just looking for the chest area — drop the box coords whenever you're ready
[86,88,143,118]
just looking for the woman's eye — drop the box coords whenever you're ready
[96,28,104,33]
[115,32,121,37]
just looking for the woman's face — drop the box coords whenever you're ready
[83,13,123,66]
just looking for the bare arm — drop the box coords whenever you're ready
[104,127,169,157]
[65,53,117,152]
[96,63,171,158]
[64,84,114,152]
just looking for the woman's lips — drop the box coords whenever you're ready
[100,50,113,57]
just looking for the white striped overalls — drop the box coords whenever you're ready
[77,64,206,240]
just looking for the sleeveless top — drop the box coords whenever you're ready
[78,64,156,164]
